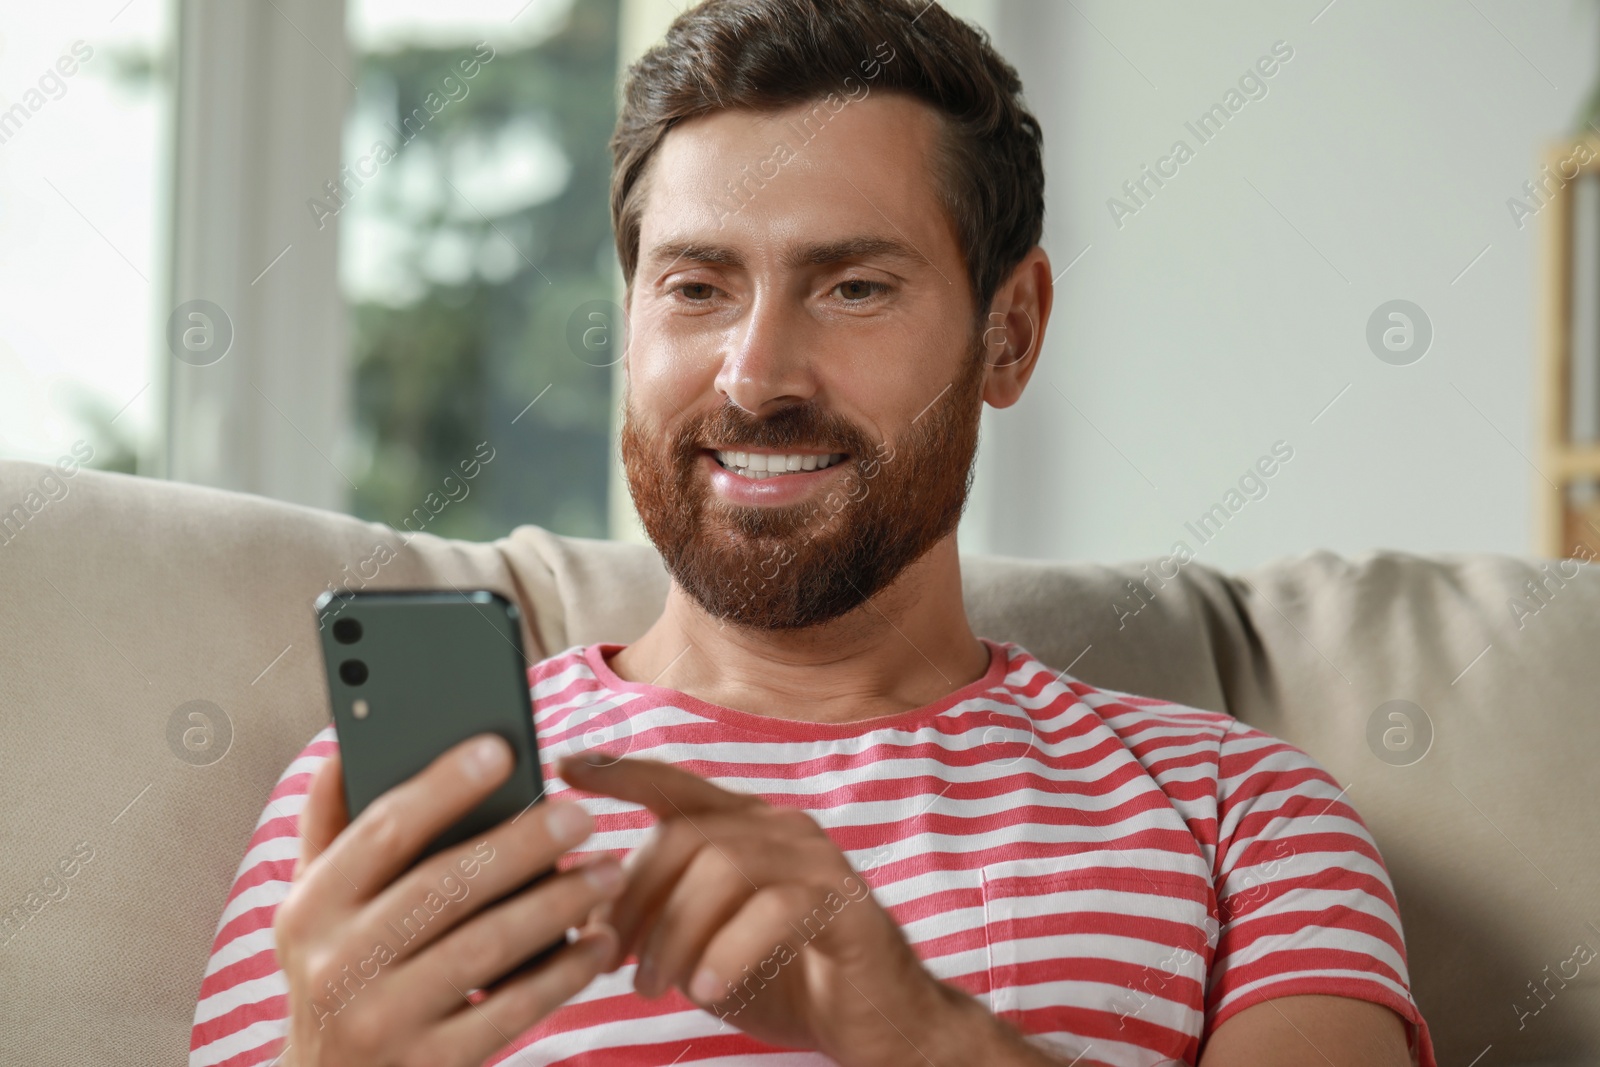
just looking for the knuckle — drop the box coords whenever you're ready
[658,817,698,847]
[800,837,842,869]
[749,885,803,926]
[509,947,598,1017]
[272,891,306,944]
[339,1006,390,1058]
[652,820,702,862]
[540,867,608,926]
[302,951,346,997]
[362,797,410,854]
[771,806,818,836]
[452,916,514,977]
[688,844,738,882]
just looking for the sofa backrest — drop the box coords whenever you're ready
[1,459,1595,1065]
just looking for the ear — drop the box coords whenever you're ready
[978,246,1053,409]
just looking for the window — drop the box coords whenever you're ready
[0,3,173,475]
[340,0,622,541]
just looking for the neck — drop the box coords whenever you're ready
[606,534,990,724]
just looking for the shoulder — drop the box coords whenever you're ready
[999,641,1239,763]
[1073,676,1352,849]
[252,724,340,823]
[279,722,339,775]
[1211,715,1351,820]
[992,643,1353,853]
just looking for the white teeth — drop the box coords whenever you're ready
[712,450,845,477]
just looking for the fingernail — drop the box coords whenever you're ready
[689,966,724,1003]
[544,802,592,846]
[464,735,510,781]
[582,857,623,894]
[635,955,657,996]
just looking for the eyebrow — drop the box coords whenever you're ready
[644,234,930,274]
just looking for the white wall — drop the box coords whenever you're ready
[968,0,1600,567]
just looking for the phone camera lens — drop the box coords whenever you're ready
[339,659,368,686]
[333,618,363,645]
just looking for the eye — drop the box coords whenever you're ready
[833,279,889,302]
[672,282,720,302]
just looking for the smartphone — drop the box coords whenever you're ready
[313,588,546,860]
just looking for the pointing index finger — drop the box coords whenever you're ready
[557,754,750,817]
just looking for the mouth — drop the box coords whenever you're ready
[707,448,850,481]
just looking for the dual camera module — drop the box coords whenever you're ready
[332,616,367,685]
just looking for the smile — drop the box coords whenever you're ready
[710,450,848,480]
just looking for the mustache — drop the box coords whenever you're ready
[675,400,879,456]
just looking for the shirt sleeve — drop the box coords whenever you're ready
[189,726,337,1067]
[1204,718,1437,1067]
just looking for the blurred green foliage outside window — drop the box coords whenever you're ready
[341,0,621,542]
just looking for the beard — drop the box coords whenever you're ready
[620,340,986,631]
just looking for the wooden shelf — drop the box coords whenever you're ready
[1562,496,1600,558]
[1539,137,1600,559]
[1552,446,1600,480]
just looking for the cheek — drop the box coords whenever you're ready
[631,320,711,391]
[835,336,964,428]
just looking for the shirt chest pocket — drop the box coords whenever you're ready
[981,864,1217,1067]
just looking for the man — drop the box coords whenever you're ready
[190,1,1436,1065]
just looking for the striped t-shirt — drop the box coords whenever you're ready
[191,638,1437,1067]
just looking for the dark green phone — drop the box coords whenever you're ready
[313,589,546,860]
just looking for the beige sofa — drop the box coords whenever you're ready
[2,457,1597,1065]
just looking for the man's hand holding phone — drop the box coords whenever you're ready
[273,734,623,1067]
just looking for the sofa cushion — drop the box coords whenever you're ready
[1,459,1596,1065]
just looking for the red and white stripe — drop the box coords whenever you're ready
[190,639,1436,1067]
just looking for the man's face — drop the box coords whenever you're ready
[620,92,986,630]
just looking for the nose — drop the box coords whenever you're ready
[713,291,818,416]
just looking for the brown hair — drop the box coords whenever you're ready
[610,0,1046,325]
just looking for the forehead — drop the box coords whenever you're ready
[637,92,957,266]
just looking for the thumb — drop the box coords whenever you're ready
[294,752,349,881]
